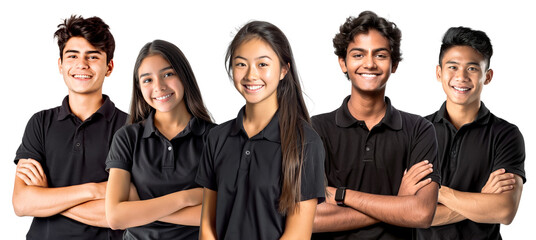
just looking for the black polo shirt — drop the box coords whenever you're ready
[416,102,526,240]
[14,95,127,240]
[105,111,215,240]
[195,107,325,240]
[311,96,440,240]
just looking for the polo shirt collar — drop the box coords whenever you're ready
[335,95,402,130]
[142,110,206,139]
[433,101,491,125]
[57,94,116,122]
[230,106,281,143]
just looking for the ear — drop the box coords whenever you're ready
[58,58,62,74]
[338,57,348,74]
[105,59,114,77]
[279,62,290,80]
[484,68,493,85]
[391,61,399,73]
[436,65,442,82]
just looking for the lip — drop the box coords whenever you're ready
[71,74,93,80]
[451,86,472,93]
[153,93,174,102]
[243,84,264,93]
[358,73,380,79]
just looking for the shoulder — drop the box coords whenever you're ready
[205,118,235,140]
[311,109,338,135]
[399,110,434,130]
[487,113,524,141]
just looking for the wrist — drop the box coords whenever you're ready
[335,187,347,207]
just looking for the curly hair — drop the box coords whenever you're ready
[333,11,402,66]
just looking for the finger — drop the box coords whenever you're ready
[414,165,434,181]
[406,160,429,174]
[414,178,432,191]
[20,162,42,183]
[406,163,433,180]
[17,167,39,184]
[16,172,33,186]
[27,158,46,180]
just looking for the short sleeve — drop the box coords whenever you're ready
[493,125,526,183]
[300,128,326,204]
[195,131,217,191]
[105,126,134,172]
[409,118,441,184]
[15,112,46,165]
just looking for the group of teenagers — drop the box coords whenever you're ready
[12,10,525,240]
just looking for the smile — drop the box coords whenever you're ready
[244,85,264,91]
[72,74,92,79]
[453,86,470,92]
[155,93,173,100]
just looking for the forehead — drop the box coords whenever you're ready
[63,36,102,54]
[348,29,390,51]
[234,38,278,59]
[442,45,485,65]
[139,54,171,71]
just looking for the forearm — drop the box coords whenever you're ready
[13,178,98,217]
[345,183,438,228]
[313,202,379,232]
[61,199,108,227]
[280,198,317,240]
[107,191,200,230]
[439,181,522,225]
[431,204,466,226]
[159,205,202,226]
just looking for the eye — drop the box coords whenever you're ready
[235,62,246,67]
[448,66,457,70]
[141,78,152,84]
[164,72,175,78]
[88,55,99,60]
[66,55,76,59]
[259,62,268,67]
[352,54,363,58]
[467,66,479,71]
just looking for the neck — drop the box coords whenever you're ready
[154,103,192,140]
[445,100,481,130]
[243,97,278,138]
[348,89,386,130]
[68,92,104,121]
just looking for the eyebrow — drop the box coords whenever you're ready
[64,50,102,55]
[348,47,390,53]
[445,60,481,66]
[234,55,272,61]
[139,66,174,78]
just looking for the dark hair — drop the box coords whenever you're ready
[333,11,402,66]
[129,39,213,124]
[54,15,115,64]
[439,26,493,70]
[225,21,310,215]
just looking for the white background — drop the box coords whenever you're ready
[1,0,533,238]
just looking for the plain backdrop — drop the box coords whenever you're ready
[1,0,533,239]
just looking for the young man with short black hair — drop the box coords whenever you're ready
[12,15,128,240]
[416,26,525,240]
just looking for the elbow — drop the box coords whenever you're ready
[106,212,126,230]
[412,205,435,228]
[12,195,30,217]
[498,209,517,225]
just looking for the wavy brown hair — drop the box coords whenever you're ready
[129,40,213,124]
[225,21,310,215]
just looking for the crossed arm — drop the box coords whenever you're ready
[313,160,437,232]
[432,169,523,226]
[13,158,110,227]
[105,168,203,230]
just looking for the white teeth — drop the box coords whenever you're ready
[361,74,377,77]
[453,87,469,91]
[156,94,172,100]
[73,74,91,79]
[246,85,263,90]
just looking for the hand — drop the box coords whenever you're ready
[324,186,337,205]
[398,160,433,196]
[16,158,48,187]
[481,168,516,194]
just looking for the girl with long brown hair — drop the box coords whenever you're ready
[196,21,325,239]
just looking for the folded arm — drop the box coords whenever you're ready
[105,168,202,230]
[13,158,105,218]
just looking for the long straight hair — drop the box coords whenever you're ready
[225,21,310,215]
[129,40,213,124]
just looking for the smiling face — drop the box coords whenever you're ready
[339,29,397,95]
[231,38,288,107]
[437,45,493,108]
[58,36,113,96]
[138,54,186,114]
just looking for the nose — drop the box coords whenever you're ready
[454,68,469,81]
[153,76,167,91]
[245,65,259,81]
[363,54,377,69]
[76,58,89,69]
